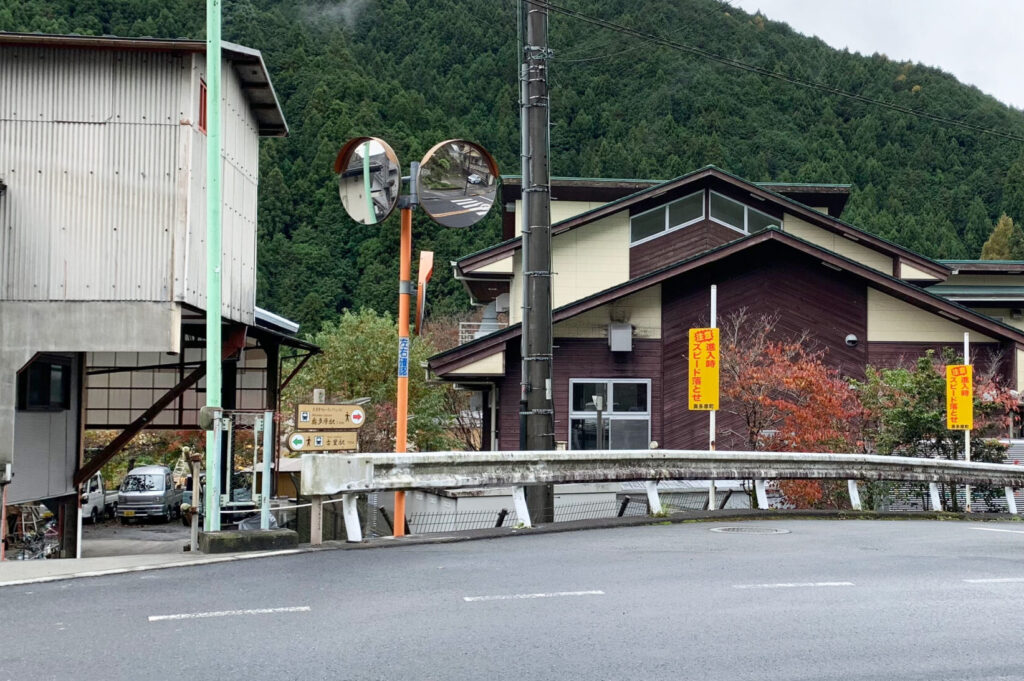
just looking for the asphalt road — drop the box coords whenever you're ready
[81,517,190,557]
[419,186,495,227]
[2,519,1023,681]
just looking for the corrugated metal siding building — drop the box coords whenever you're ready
[0,37,281,322]
[0,34,314,556]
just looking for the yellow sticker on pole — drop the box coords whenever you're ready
[946,364,973,431]
[689,328,720,411]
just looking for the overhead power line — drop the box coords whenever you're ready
[527,0,1024,144]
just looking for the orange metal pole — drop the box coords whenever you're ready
[394,206,413,537]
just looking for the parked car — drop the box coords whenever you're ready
[467,173,482,184]
[117,465,183,524]
[80,472,119,524]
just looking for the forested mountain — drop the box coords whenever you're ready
[6,0,1024,330]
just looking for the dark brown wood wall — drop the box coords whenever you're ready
[629,220,741,279]
[495,339,663,450]
[867,341,1013,384]
[661,245,868,449]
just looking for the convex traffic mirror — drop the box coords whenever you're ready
[417,139,499,228]
[334,136,401,224]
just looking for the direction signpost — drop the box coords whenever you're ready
[287,402,365,454]
[287,430,358,453]
[295,404,366,430]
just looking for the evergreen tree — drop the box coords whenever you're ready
[963,197,992,258]
[981,214,1019,260]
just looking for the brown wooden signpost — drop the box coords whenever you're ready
[287,430,359,453]
[287,403,365,453]
[295,403,366,430]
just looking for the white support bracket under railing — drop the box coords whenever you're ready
[512,486,531,528]
[645,481,662,515]
[847,480,862,511]
[754,480,769,509]
[929,482,943,511]
[342,493,361,542]
[1006,488,1019,515]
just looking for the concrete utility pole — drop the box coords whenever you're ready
[204,0,223,532]
[520,0,555,522]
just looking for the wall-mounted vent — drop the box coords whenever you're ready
[608,323,632,352]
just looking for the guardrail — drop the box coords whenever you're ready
[300,450,1024,544]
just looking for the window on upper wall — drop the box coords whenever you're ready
[630,191,704,245]
[569,379,651,450]
[709,191,780,234]
[17,357,71,411]
[199,79,208,134]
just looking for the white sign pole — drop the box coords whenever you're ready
[709,284,717,511]
[964,331,971,513]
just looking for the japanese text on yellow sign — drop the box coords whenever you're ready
[689,328,720,411]
[946,364,973,431]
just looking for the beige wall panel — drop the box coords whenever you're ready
[867,289,995,342]
[474,256,514,275]
[1017,348,1024,392]
[509,212,630,322]
[552,212,631,309]
[554,286,661,339]
[448,351,505,376]
[900,262,940,281]
[510,252,523,324]
[783,214,893,274]
[971,308,1024,332]
[513,200,605,236]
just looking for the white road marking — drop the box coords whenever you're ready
[148,606,310,622]
[970,527,1024,535]
[463,590,604,602]
[732,582,854,590]
[964,577,1024,584]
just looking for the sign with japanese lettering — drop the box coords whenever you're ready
[296,404,366,430]
[688,327,720,411]
[287,430,358,452]
[946,364,973,431]
[398,336,410,378]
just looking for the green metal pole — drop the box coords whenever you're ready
[205,0,223,532]
[362,141,375,224]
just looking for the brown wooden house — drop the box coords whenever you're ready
[429,166,1024,451]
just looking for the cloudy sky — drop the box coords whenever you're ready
[728,0,1024,110]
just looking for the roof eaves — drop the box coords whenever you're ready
[441,227,1024,366]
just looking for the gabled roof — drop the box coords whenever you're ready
[0,32,288,137]
[500,175,852,218]
[940,260,1024,274]
[458,166,948,280]
[431,227,1024,376]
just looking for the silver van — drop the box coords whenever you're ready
[117,465,183,523]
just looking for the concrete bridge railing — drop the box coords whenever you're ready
[299,450,1024,544]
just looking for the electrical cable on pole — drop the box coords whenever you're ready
[520,0,555,522]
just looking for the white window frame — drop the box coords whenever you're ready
[568,378,652,451]
[629,190,705,246]
[708,190,780,235]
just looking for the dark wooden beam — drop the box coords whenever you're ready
[74,326,247,486]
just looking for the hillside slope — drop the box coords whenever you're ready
[5,0,1024,329]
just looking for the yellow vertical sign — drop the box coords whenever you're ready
[946,364,973,430]
[689,328,720,410]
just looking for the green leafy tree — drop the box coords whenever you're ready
[855,349,1015,510]
[282,308,467,452]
